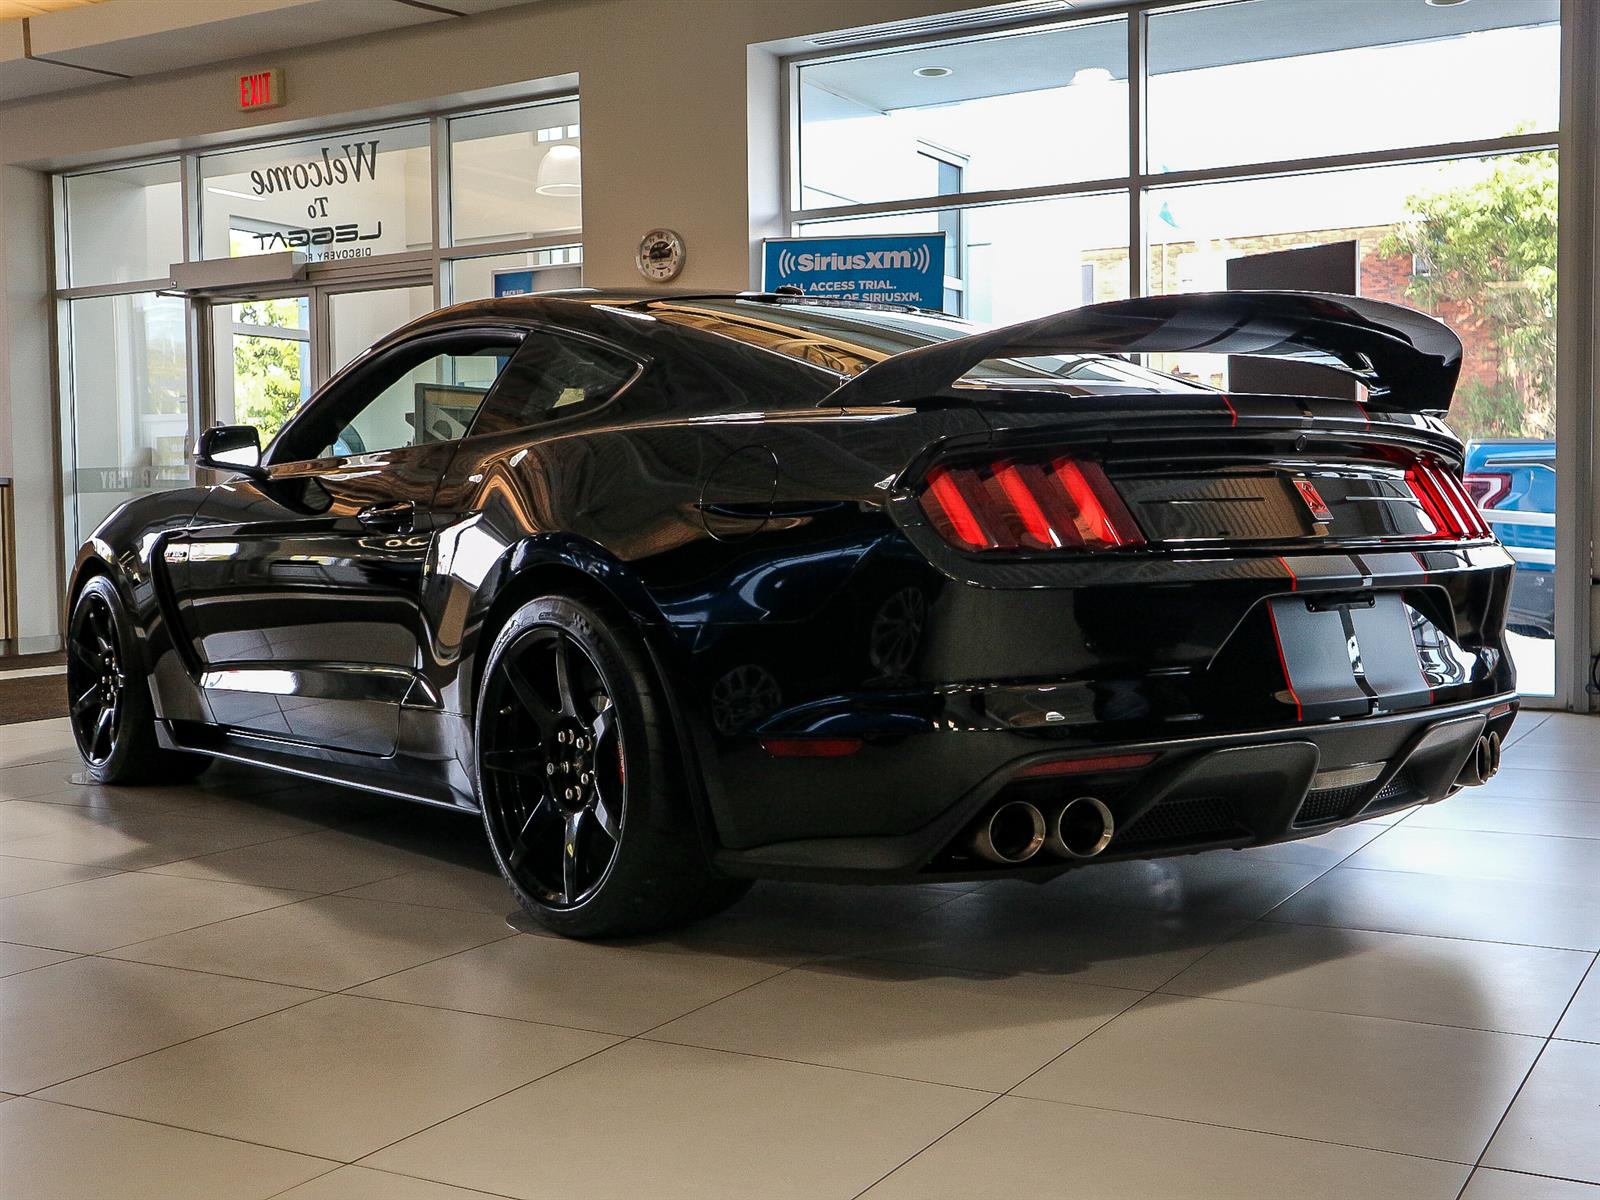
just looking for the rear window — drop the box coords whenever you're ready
[647,298,1208,392]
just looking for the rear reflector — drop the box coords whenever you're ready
[1015,752,1157,779]
[920,455,1143,553]
[760,737,863,758]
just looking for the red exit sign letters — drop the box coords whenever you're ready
[238,69,284,112]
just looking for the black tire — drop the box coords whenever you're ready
[66,575,212,786]
[475,594,749,938]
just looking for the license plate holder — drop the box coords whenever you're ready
[1268,592,1432,719]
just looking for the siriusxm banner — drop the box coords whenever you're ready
[762,234,945,309]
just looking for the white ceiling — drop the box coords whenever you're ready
[0,0,540,105]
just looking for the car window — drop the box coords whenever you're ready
[267,332,523,465]
[325,344,516,458]
[470,330,639,436]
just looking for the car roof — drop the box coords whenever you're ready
[390,289,936,338]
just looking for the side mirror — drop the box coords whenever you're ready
[195,424,265,479]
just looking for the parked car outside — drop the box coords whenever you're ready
[1465,438,1555,640]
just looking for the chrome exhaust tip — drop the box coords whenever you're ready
[1459,733,1502,787]
[971,801,1047,864]
[1047,796,1115,859]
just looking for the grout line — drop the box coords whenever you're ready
[1454,1041,1555,1200]
[19,986,329,1097]
[848,1092,1011,1198]
[1153,974,1562,1041]
[1001,1094,1496,1172]
[1451,949,1600,1200]
[26,1095,347,1163]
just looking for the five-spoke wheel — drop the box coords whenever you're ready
[65,575,211,785]
[476,593,751,937]
[480,626,625,908]
[67,586,126,767]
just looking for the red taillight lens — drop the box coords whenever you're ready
[1463,471,1512,510]
[920,456,1144,553]
[759,737,863,758]
[1405,461,1490,539]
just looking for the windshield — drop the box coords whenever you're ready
[648,297,1211,392]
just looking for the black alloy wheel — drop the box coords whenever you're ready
[480,625,625,908]
[67,586,126,767]
[65,575,212,785]
[476,594,751,937]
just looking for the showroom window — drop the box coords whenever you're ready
[788,0,1561,695]
[52,94,583,554]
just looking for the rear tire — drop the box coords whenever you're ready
[475,593,749,938]
[66,575,212,785]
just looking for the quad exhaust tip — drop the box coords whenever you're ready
[1047,796,1115,859]
[971,800,1047,864]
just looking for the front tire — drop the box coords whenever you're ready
[475,594,748,938]
[66,576,211,785]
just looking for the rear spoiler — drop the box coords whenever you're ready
[825,291,1462,414]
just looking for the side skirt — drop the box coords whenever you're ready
[158,719,479,814]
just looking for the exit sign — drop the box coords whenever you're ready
[238,69,283,112]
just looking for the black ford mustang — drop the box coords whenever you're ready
[66,289,1517,936]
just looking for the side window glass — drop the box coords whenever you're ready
[471,331,638,437]
[324,343,515,458]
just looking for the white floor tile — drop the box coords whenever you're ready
[40,994,616,1161]
[0,956,318,1093]
[1016,993,1542,1161]
[1163,922,1592,1035]
[862,1097,1469,1199]
[650,957,1140,1091]
[0,871,312,953]
[353,931,796,1035]
[366,1039,988,1200]
[1484,1039,1600,1184]
[1464,1169,1600,1199]
[1269,866,1600,951]
[108,894,515,990]
[1554,964,1600,1043]
[0,1098,330,1200]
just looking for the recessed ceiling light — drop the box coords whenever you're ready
[1071,67,1114,86]
[1424,0,1471,7]
[912,66,953,78]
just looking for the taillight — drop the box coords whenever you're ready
[1463,471,1512,510]
[920,456,1143,552]
[1405,461,1490,539]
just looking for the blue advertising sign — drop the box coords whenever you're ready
[493,269,536,297]
[762,234,945,309]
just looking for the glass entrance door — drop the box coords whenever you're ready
[209,293,312,448]
[205,282,433,450]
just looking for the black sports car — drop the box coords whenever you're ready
[66,289,1518,937]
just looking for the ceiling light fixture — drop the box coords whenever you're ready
[1423,0,1471,6]
[1071,67,1114,86]
[535,144,582,197]
[912,66,953,78]
[206,186,263,203]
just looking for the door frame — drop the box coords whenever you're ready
[191,270,434,435]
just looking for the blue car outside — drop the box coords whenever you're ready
[1464,438,1555,639]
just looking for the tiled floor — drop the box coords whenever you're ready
[1,711,1598,1199]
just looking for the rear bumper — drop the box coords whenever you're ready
[712,692,1517,882]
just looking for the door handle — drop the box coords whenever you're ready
[357,500,415,532]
